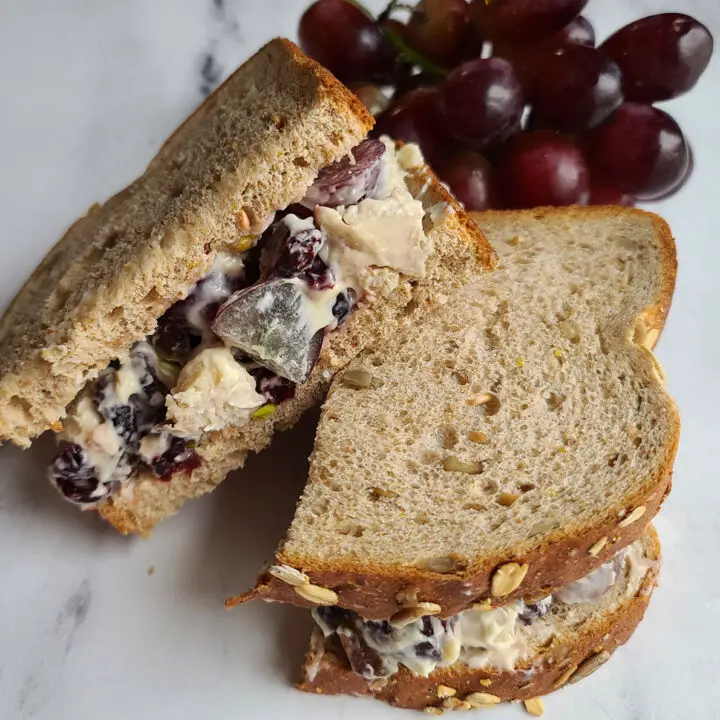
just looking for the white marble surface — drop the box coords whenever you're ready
[1,1,719,718]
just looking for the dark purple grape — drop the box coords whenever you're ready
[471,0,588,43]
[494,15,595,87]
[302,257,335,291]
[526,45,623,132]
[497,131,590,208]
[438,58,524,149]
[298,0,395,84]
[374,88,457,167]
[331,288,356,325]
[589,177,635,207]
[648,142,694,202]
[391,71,438,100]
[260,219,325,279]
[251,368,297,404]
[552,15,595,47]
[585,103,689,201]
[49,442,106,505]
[404,0,471,65]
[302,139,385,208]
[601,13,714,103]
[146,435,200,481]
[437,150,497,211]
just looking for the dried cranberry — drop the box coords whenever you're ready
[419,616,435,637]
[364,620,393,643]
[301,257,335,290]
[518,597,553,625]
[313,606,353,634]
[153,314,200,362]
[49,442,107,505]
[414,641,441,661]
[331,288,356,325]
[260,218,325,280]
[148,435,200,480]
[250,368,296,404]
[336,625,387,680]
[302,138,386,208]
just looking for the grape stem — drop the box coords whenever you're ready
[346,0,448,78]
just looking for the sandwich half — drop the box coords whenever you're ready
[235,206,678,614]
[299,527,660,711]
[0,39,493,534]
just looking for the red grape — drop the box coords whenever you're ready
[298,0,395,84]
[526,45,623,132]
[494,15,596,87]
[648,143,694,202]
[438,58,524,149]
[471,0,589,43]
[404,0,471,66]
[552,15,595,47]
[588,178,635,206]
[497,131,590,208]
[601,14,713,103]
[585,103,689,201]
[438,151,497,211]
[374,88,457,167]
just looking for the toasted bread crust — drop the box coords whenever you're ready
[99,167,495,534]
[0,38,373,447]
[297,529,660,709]
[234,206,679,618]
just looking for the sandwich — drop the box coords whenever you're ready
[300,527,660,712]
[0,39,493,535]
[231,206,679,711]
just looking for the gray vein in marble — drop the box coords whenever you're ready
[17,580,92,719]
[198,0,244,97]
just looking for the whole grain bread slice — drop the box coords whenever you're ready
[99,169,495,534]
[238,207,678,617]
[298,527,660,711]
[0,38,376,447]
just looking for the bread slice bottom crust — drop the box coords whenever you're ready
[297,527,660,711]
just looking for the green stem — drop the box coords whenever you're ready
[346,0,448,78]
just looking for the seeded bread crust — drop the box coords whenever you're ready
[297,527,660,710]
[0,38,374,447]
[98,169,495,534]
[235,207,678,618]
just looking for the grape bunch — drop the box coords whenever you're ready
[298,0,713,210]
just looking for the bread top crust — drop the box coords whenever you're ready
[0,38,373,447]
[237,206,679,618]
[97,164,496,535]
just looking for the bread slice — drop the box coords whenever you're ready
[0,38,375,447]
[239,207,678,615]
[297,527,660,711]
[99,169,494,534]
